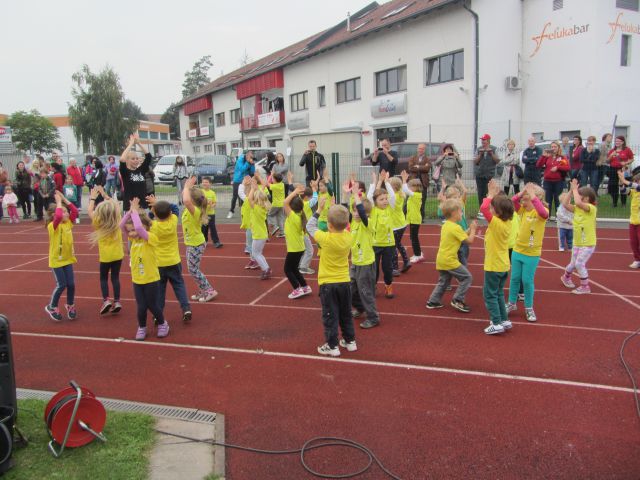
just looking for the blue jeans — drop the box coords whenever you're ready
[50,264,75,308]
[74,185,83,208]
[457,243,470,266]
[105,178,117,198]
[558,228,573,250]
[158,263,190,312]
[580,169,599,192]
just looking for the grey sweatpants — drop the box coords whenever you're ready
[428,265,473,304]
[350,263,379,324]
[268,206,285,232]
[300,235,313,269]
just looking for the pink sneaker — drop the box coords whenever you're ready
[301,286,312,296]
[288,288,304,299]
[560,275,576,289]
[135,327,147,341]
[245,260,259,270]
[261,268,272,280]
[571,286,591,295]
[156,322,170,338]
[199,289,218,302]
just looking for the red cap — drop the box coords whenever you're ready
[480,134,491,141]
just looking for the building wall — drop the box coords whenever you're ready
[211,88,242,153]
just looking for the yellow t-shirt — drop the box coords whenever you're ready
[350,219,375,266]
[203,189,217,215]
[390,192,407,230]
[573,204,597,247]
[251,204,268,240]
[508,212,521,249]
[284,211,305,252]
[48,220,77,268]
[182,207,206,247]
[303,199,313,219]
[97,230,124,263]
[129,232,160,285]
[406,192,423,225]
[514,206,548,257]
[484,216,512,272]
[370,207,394,247]
[629,189,639,225]
[435,220,468,271]
[150,214,181,267]
[318,193,331,222]
[314,230,352,285]
[270,182,285,208]
[240,197,252,230]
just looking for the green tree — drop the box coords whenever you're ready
[68,64,138,155]
[160,102,180,140]
[6,110,62,153]
[182,55,213,98]
[123,99,148,121]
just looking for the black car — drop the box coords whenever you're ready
[194,155,233,185]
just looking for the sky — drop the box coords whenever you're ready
[1,0,371,116]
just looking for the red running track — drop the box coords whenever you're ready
[1,221,639,479]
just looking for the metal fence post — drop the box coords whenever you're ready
[331,152,340,204]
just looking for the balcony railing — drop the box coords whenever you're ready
[240,110,285,131]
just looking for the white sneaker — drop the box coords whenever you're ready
[484,323,505,335]
[409,255,417,263]
[558,247,565,252]
[630,261,640,269]
[339,338,357,352]
[190,292,203,301]
[75,218,80,224]
[288,288,304,299]
[410,254,424,264]
[505,302,517,314]
[226,211,233,219]
[317,343,340,357]
[525,308,537,322]
[500,320,513,330]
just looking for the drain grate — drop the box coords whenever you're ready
[17,388,217,424]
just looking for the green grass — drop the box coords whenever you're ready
[6,399,156,480]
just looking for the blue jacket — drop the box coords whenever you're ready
[232,155,255,183]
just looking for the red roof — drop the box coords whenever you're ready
[177,0,457,107]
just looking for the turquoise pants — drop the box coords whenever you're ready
[508,251,540,308]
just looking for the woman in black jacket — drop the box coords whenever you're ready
[14,161,33,218]
[580,135,600,191]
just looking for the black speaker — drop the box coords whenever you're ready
[0,315,17,474]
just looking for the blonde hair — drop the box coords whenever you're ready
[444,185,462,199]
[327,205,349,231]
[360,198,373,215]
[125,211,153,231]
[506,139,516,149]
[189,186,209,225]
[388,177,402,192]
[522,183,548,207]
[408,179,423,192]
[90,200,122,246]
[252,188,272,211]
[441,199,462,219]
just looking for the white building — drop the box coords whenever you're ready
[177,0,640,161]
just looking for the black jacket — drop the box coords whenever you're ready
[299,151,326,181]
[580,148,600,171]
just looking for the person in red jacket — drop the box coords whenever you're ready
[66,158,84,212]
[608,135,635,207]
[569,135,584,181]
[51,162,66,192]
[536,140,570,216]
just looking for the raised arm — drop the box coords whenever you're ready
[284,185,305,217]
[182,176,197,214]
[120,135,135,163]
[570,178,589,212]
[130,208,149,240]
[384,181,396,208]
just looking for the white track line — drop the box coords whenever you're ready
[12,331,635,395]
[4,256,49,271]
[249,277,288,305]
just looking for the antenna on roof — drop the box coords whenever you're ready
[347,12,351,31]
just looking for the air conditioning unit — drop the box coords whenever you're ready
[505,76,522,90]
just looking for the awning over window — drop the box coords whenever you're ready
[184,96,213,116]
[236,69,284,99]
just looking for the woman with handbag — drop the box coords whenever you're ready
[433,144,462,190]
[499,139,522,195]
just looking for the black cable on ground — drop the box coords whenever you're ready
[620,325,640,422]
[155,430,403,480]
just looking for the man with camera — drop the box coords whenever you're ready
[299,140,326,186]
[473,133,500,212]
[407,143,431,222]
[371,138,398,177]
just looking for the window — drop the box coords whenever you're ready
[532,132,544,142]
[160,132,168,140]
[552,0,563,10]
[617,0,639,11]
[376,66,407,95]
[290,91,308,112]
[621,34,631,66]
[215,112,225,127]
[336,77,361,103]
[230,109,240,124]
[204,144,213,153]
[194,146,201,153]
[150,131,159,140]
[614,126,629,139]
[425,50,464,86]
[215,144,227,155]
[249,140,261,148]
[231,142,240,149]
[139,130,149,139]
[268,139,281,148]
[318,86,326,107]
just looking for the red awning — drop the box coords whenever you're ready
[184,96,213,116]
[236,69,284,99]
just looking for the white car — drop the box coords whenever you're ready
[153,155,194,185]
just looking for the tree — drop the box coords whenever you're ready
[6,110,62,153]
[68,64,138,155]
[160,103,180,140]
[123,99,148,121]
[182,55,213,98]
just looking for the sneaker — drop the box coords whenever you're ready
[506,302,517,314]
[409,255,418,263]
[560,275,576,289]
[525,308,537,322]
[182,310,192,323]
[199,290,218,302]
[288,288,304,299]
[384,284,395,299]
[517,293,525,302]
[426,301,444,309]
[450,299,470,313]
[360,319,379,329]
[45,305,63,322]
[100,300,113,315]
[271,226,280,236]
[111,301,122,314]
[500,320,513,330]
[75,218,80,224]
[156,322,170,338]
[410,254,425,264]
[629,261,640,269]
[244,249,251,255]
[226,211,233,219]
[558,247,565,252]
[571,286,591,295]
[445,285,453,291]
[301,286,312,296]
[245,260,259,270]
[484,323,505,335]
[65,304,77,320]
[276,233,285,238]
[214,242,223,248]
[135,327,147,341]
[190,292,203,301]
[401,263,412,273]
[339,338,358,352]
[299,267,315,275]
[317,343,340,357]
[260,268,272,280]
[392,269,400,277]
[352,310,364,318]
[477,212,485,219]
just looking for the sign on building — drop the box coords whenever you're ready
[0,126,12,143]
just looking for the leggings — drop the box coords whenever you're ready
[99,260,122,301]
[133,281,164,328]
[284,251,307,289]
[409,224,421,257]
[245,229,252,254]
[186,243,212,293]
[299,235,314,269]
[251,238,269,271]
[50,264,75,308]
[564,246,595,285]
[391,227,409,270]
[508,251,540,308]
[374,246,394,285]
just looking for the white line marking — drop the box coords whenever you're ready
[12,331,635,395]
[249,277,288,305]
[4,256,49,271]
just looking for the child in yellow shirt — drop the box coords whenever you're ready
[283,186,312,298]
[248,176,272,279]
[267,173,286,238]
[388,176,411,275]
[479,180,514,335]
[200,177,222,248]
[45,191,79,322]
[401,171,424,263]
[367,170,396,299]
[298,182,317,275]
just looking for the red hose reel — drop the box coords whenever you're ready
[45,381,107,457]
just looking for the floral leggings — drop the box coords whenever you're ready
[565,246,596,282]
[186,243,212,293]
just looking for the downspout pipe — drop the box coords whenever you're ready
[463,2,479,153]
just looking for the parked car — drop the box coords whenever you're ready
[152,155,194,185]
[361,142,448,175]
[194,155,233,185]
